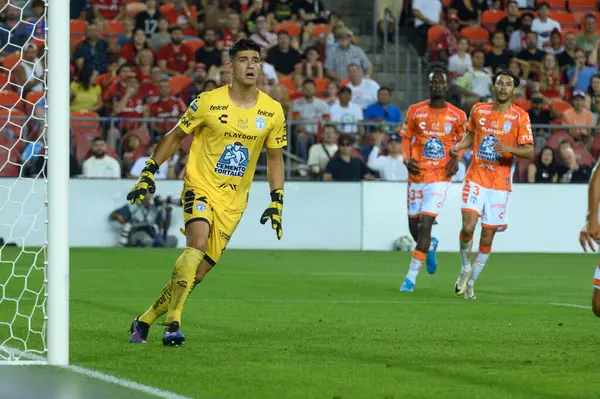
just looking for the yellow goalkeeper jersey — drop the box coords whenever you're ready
[176,85,287,212]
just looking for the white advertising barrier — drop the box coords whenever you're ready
[0,178,589,253]
[362,181,588,253]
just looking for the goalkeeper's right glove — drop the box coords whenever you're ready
[127,158,158,205]
[260,189,284,240]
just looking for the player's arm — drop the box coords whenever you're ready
[127,96,205,204]
[400,108,419,175]
[450,130,474,156]
[581,161,600,252]
[493,113,535,160]
[260,107,287,240]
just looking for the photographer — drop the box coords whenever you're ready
[110,192,178,248]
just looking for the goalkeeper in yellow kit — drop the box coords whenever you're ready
[127,39,287,346]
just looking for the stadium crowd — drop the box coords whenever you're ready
[415,0,600,183]
[0,0,405,182]
[2,0,599,185]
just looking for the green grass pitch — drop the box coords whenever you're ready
[2,247,600,399]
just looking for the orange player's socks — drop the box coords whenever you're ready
[406,250,427,282]
[459,232,473,271]
[469,244,491,285]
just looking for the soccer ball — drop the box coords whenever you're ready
[394,235,414,252]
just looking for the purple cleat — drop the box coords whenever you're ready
[162,322,185,346]
[129,317,150,344]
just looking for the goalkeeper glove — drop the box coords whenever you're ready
[127,158,159,205]
[260,189,283,240]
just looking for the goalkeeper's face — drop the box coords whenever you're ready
[231,50,261,87]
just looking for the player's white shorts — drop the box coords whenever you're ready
[593,265,600,290]
[461,181,509,230]
[407,182,450,218]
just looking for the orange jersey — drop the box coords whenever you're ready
[465,102,534,191]
[400,100,467,183]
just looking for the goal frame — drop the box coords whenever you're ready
[46,0,70,366]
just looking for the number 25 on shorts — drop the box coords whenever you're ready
[409,189,423,201]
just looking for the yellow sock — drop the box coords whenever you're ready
[139,281,172,325]
[166,247,204,326]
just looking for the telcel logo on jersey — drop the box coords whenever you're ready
[215,142,249,177]
[257,109,274,118]
[210,105,229,111]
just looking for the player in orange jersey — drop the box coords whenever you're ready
[579,159,600,317]
[399,64,467,292]
[449,70,534,300]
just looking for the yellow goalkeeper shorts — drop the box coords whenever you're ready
[180,188,243,266]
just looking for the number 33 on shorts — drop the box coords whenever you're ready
[461,181,509,229]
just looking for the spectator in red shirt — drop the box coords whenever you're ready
[138,66,162,103]
[432,15,460,63]
[180,63,208,104]
[103,63,134,105]
[149,79,187,136]
[91,0,125,23]
[112,73,148,131]
[119,28,155,66]
[135,49,155,83]
[218,12,242,49]
[536,52,564,100]
[162,0,201,37]
[157,26,195,76]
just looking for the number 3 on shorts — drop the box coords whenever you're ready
[409,189,423,201]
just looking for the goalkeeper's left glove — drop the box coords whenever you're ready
[127,158,158,205]
[260,189,283,240]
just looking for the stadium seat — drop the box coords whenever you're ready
[546,130,575,149]
[591,135,600,159]
[278,76,296,95]
[427,25,446,45]
[169,74,192,95]
[126,1,146,17]
[0,90,22,111]
[574,10,600,26]
[536,0,566,9]
[313,78,329,92]
[549,10,577,27]
[74,128,102,164]
[550,98,573,115]
[71,110,101,134]
[2,54,20,71]
[561,26,581,36]
[183,39,204,53]
[0,73,9,90]
[70,19,86,36]
[105,20,125,37]
[569,0,598,11]
[312,23,329,38]
[0,144,20,177]
[481,10,507,32]
[514,98,531,111]
[518,10,538,19]
[159,3,174,14]
[24,91,44,115]
[274,22,302,37]
[460,26,490,47]
[573,144,595,166]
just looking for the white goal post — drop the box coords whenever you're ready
[0,0,69,365]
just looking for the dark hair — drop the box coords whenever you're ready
[338,86,351,95]
[507,0,519,6]
[169,25,183,34]
[277,30,290,38]
[537,146,556,169]
[493,69,521,88]
[491,30,505,40]
[378,86,392,94]
[92,137,105,144]
[427,62,448,80]
[78,66,94,90]
[303,78,315,86]
[228,38,261,60]
[338,133,354,146]
[203,28,217,36]
[322,123,338,132]
[537,1,550,9]
[520,12,534,21]
[472,49,485,57]
[32,0,44,9]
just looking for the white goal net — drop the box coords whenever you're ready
[0,0,49,363]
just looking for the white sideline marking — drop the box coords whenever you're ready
[548,302,592,310]
[1,347,194,399]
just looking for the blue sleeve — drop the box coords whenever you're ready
[363,105,375,120]
[395,108,403,123]
[113,205,131,220]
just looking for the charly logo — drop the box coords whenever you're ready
[422,136,445,160]
[477,134,500,162]
[215,142,249,177]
